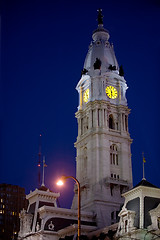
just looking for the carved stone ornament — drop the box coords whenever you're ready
[48,220,54,231]
[116,206,136,236]
[36,222,40,231]
[148,203,160,230]
[19,209,33,237]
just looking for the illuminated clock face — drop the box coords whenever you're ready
[106,86,118,99]
[83,89,89,103]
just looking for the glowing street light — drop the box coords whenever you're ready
[56,180,64,186]
[57,176,81,240]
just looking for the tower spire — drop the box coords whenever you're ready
[97,9,103,25]
[73,11,132,228]
[38,134,42,187]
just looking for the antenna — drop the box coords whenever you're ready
[42,156,47,186]
[38,134,42,187]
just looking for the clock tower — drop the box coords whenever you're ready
[72,10,133,228]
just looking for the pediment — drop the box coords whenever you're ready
[119,206,135,217]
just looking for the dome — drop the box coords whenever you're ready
[83,17,119,76]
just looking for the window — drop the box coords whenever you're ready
[125,220,128,232]
[109,115,114,129]
[110,184,113,196]
[111,211,114,220]
[111,173,120,180]
[86,117,88,130]
[125,115,128,131]
[111,211,119,224]
[98,109,100,126]
[110,153,112,164]
[110,144,118,165]
[116,155,118,165]
[113,154,115,164]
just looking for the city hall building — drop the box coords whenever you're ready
[18,10,160,240]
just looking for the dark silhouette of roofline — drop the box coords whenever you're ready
[133,179,159,189]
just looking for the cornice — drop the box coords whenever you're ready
[26,188,60,200]
[122,185,160,199]
[38,206,94,220]
[75,129,131,146]
[75,101,130,116]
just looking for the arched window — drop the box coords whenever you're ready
[109,114,114,129]
[110,144,118,165]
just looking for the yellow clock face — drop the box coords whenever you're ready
[106,86,118,99]
[83,89,89,103]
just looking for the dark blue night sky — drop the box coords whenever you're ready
[1,0,160,208]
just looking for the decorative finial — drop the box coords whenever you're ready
[97,9,103,25]
[142,152,146,180]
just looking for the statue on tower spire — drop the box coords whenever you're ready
[97,9,103,25]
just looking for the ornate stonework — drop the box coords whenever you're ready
[19,209,33,237]
[72,10,132,228]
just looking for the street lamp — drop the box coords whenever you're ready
[57,176,81,240]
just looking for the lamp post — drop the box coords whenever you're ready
[57,176,81,240]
